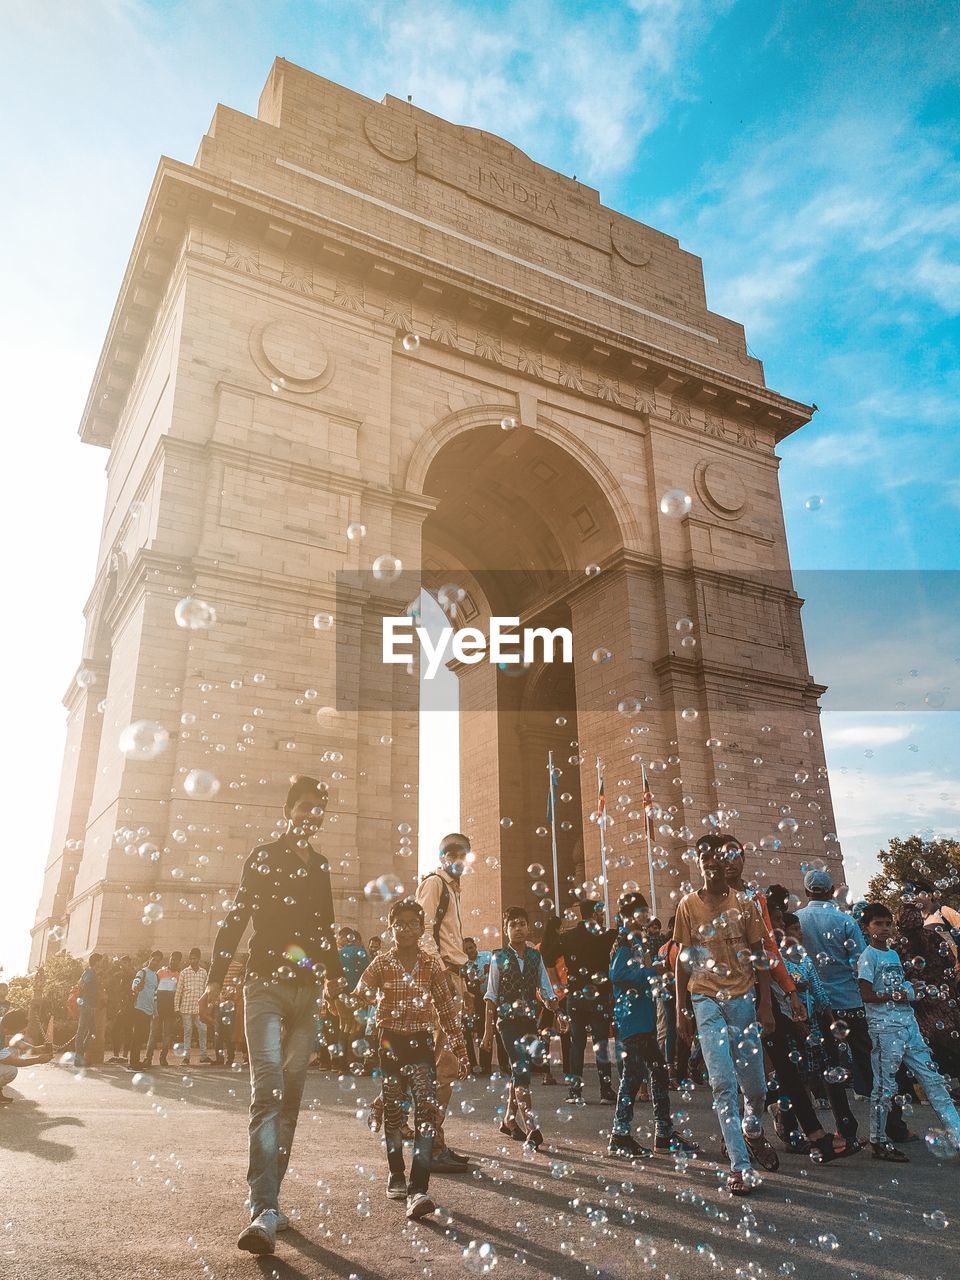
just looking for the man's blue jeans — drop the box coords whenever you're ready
[692,991,767,1173]
[75,1006,97,1064]
[244,980,320,1218]
[613,1032,672,1138]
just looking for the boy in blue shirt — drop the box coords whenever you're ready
[858,903,960,1162]
[608,891,698,1160]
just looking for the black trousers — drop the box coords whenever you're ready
[764,1006,824,1139]
[128,1009,153,1069]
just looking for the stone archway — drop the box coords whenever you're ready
[411,415,638,930]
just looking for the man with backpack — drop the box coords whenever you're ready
[415,833,472,1172]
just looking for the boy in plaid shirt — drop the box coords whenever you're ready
[353,898,469,1220]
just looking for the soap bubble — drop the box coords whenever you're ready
[676,617,694,634]
[500,817,513,828]
[816,1233,839,1252]
[119,720,170,760]
[680,635,696,648]
[364,875,404,902]
[462,1241,498,1274]
[923,1209,948,1230]
[438,584,465,612]
[681,707,698,722]
[184,769,220,799]
[130,1072,155,1093]
[346,522,366,541]
[585,563,601,577]
[142,902,163,924]
[592,647,612,664]
[500,416,517,431]
[313,611,334,630]
[401,333,420,352]
[778,817,799,834]
[76,668,97,689]
[617,697,641,716]
[660,489,692,518]
[925,1128,955,1158]
[527,863,546,877]
[48,924,66,943]
[174,597,217,630]
[372,554,402,582]
[804,495,824,511]
[270,376,286,393]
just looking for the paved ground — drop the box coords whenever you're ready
[0,1061,955,1280]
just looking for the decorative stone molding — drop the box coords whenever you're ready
[249,316,336,392]
[694,459,747,519]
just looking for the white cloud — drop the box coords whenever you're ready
[825,724,914,747]
[333,0,732,181]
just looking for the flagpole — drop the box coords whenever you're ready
[641,761,659,919]
[596,755,611,928]
[547,751,560,917]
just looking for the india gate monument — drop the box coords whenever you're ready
[30,60,843,968]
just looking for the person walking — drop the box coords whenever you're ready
[198,776,343,1256]
[555,900,617,1104]
[415,832,473,1170]
[129,951,162,1071]
[674,835,779,1195]
[797,869,913,1143]
[608,893,697,1160]
[107,956,135,1064]
[481,906,566,1151]
[353,897,469,1221]
[177,949,213,1065]
[74,953,103,1067]
[858,903,960,1161]
[146,952,182,1067]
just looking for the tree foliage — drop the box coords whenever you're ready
[4,951,84,1023]
[866,835,960,911]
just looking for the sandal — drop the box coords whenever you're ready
[832,1137,863,1158]
[744,1131,780,1172]
[499,1118,527,1142]
[811,1134,849,1164]
[728,1171,759,1196]
[871,1141,909,1163]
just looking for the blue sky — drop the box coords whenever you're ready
[1,0,957,975]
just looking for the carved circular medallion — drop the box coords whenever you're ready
[250,318,335,392]
[695,459,746,518]
[610,220,652,267]
[363,108,418,162]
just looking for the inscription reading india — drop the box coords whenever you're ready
[476,166,560,221]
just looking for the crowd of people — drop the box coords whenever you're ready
[3,774,959,1259]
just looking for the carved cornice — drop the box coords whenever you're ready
[79,161,815,450]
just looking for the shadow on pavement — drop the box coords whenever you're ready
[0,1095,84,1162]
[274,1229,396,1280]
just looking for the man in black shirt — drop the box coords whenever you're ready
[558,900,617,1104]
[200,775,342,1256]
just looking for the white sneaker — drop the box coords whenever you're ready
[406,1192,436,1220]
[237,1210,277,1254]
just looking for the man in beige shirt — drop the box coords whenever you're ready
[674,833,778,1195]
[415,833,471,1172]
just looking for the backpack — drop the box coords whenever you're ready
[66,984,80,1018]
[420,873,451,947]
